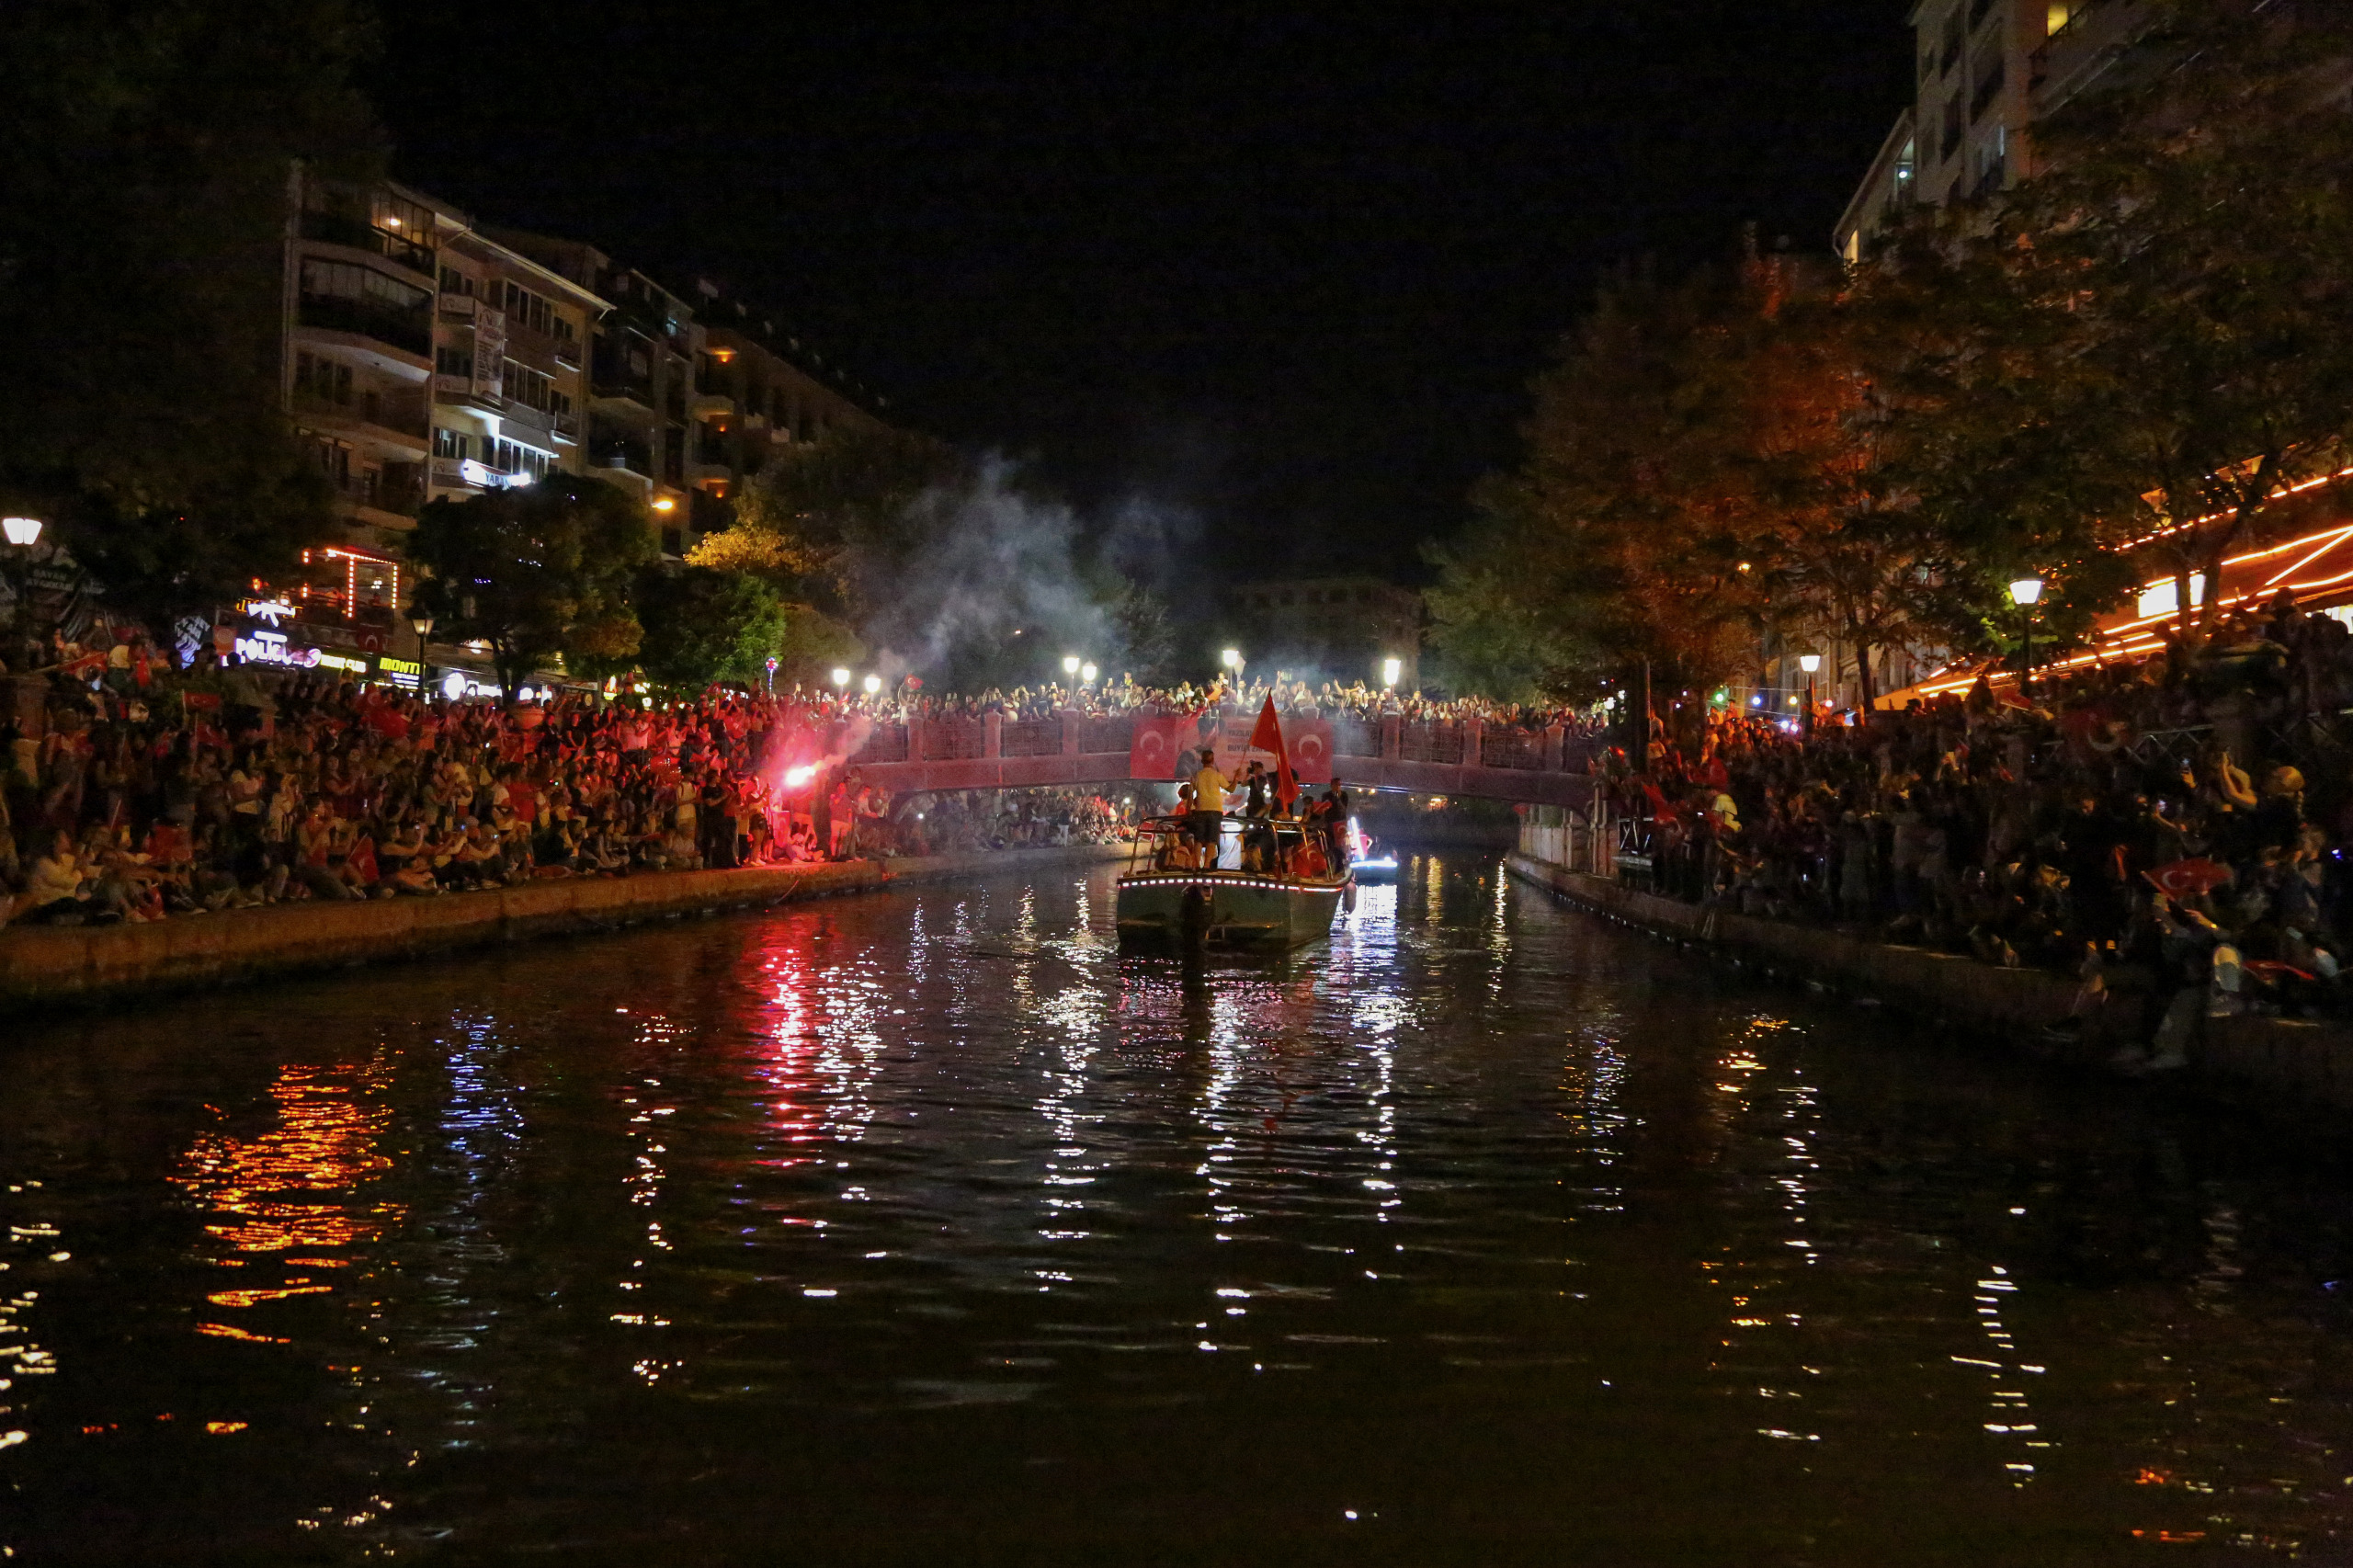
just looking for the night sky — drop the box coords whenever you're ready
[371,3,1915,584]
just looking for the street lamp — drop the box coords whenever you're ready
[1381,656,1403,687]
[4,517,43,665]
[1221,648,1242,671]
[831,666,851,691]
[2009,576,2044,696]
[1080,661,1097,685]
[409,609,435,683]
[1798,653,1821,734]
[1062,654,1081,678]
[862,673,882,697]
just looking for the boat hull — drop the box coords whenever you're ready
[1115,871,1346,950]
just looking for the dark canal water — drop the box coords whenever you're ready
[6,856,2353,1563]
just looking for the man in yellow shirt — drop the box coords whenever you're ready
[1190,748,1231,858]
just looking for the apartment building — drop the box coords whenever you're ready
[426,216,606,512]
[487,233,708,559]
[686,284,889,533]
[1835,0,2153,258]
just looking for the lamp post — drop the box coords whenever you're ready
[2008,576,2045,697]
[408,609,435,687]
[1799,653,1821,734]
[4,517,43,666]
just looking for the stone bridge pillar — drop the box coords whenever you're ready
[1544,724,1563,771]
[1462,718,1483,772]
[1060,710,1079,756]
[1380,714,1401,760]
[984,710,1002,759]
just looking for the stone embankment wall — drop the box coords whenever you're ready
[1506,853,2353,1114]
[3,843,1130,1010]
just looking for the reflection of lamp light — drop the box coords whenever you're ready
[1063,654,1081,676]
[831,667,851,689]
[1381,656,1402,687]
[862,674,881,696]
[2,517,42,547]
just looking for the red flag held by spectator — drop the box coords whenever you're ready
[1247,696,1298,809]
[2144,857,2233,899]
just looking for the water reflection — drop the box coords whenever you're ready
[6,855,2353,1562]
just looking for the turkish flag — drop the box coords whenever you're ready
[1288,717,1334,785]
[1248,697,1298,808]
[364,704,411,740]
[2143,857,2233,899]
[1129,714,1191,780]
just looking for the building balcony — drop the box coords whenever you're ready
[298,209,436,280]
[291,390,431,460]
[431,372,504,415]
[297,295,433,363]
[587,439,654,479]
[429,459,485,494]
[588,378,656,415]
[690,392,734,420]
[688,461,731,485]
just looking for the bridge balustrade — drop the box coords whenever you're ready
[1001,718,1063,757]
[1480,726,1542,770]
[923,717,988,761]
[1078,716,1133,755]
[1332,718,1379,758]
[1399,722,1465,765]
[853,723,909,764]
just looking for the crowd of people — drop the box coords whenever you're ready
[1610,591,2353,1063]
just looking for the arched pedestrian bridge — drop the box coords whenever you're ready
[831,710,1604,807]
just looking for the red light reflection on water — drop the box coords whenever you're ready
[169,1058,404,1333]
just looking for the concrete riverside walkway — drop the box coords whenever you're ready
[1506,852,2353,1115]
[1,842,1131,1010]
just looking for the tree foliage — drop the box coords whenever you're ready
[0,0,384,648]
[407,476,655,699]
[1871,0,2353,646]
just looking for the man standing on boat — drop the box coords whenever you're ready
[1190,748,1232,860]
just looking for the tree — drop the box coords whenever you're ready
[629,565,790,693]
[407,475,654,699]
[0,0,383,651]
[1881,1,2353,649]
[690,425,966,617]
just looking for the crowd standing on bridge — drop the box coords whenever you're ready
[1607,591,2353,1063]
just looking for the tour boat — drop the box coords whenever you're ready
[1347,820,1399,884]
[1116,814,1352,950]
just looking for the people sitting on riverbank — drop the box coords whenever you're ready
[1595,593,2353,1054]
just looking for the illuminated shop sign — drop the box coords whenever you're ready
[377,655,424,676]
[233,630,319,667]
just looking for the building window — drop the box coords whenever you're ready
[433,427,469,461]
[503,359,556,414]
[438,267,475,299]
[436,347,474,380]
[294,351,354,406]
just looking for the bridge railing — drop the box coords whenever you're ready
[837,710,1608,787]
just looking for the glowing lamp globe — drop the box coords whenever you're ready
[831,667,851,688]
[1081,662,1097,684]
[862,674,881,696]
[1220,648,1242,669]
[1062,654,1081,676]
[1381,656,1402,687]
[1798,653,1821,675]
[2,517,41,547]
[2008,577,2045,607]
